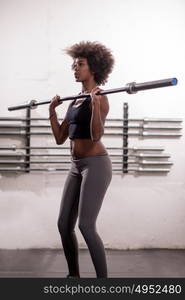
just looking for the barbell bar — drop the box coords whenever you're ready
[7,78,178,111]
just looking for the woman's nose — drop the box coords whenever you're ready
[75,66,79,71]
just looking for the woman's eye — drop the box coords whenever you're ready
[72,62,85,69]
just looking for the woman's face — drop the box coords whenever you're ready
[72,57,94,83]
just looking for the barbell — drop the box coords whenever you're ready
[8,77,177,111]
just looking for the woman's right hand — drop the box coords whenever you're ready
[49,94,62,110]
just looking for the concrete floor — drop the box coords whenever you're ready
[0,249,185,278]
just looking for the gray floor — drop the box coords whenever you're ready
[0,249,185,278]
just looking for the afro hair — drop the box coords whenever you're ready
[65,41,115,85]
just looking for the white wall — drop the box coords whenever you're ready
[0,0,185,249]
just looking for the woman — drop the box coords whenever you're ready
[49,41,114,278]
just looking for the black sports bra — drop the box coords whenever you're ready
[65,98,92,140]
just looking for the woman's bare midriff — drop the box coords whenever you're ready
[70,139,108,158]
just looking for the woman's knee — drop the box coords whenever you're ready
[58,217,76,237]
[78,219,94,236]
[57,217,68,236]
[57,218,63,234]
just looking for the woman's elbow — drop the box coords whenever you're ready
[92,138,100,142]
[91,134,102,142]
[55,137,64,145]
[91,131,104,142]
[56,135,68,145]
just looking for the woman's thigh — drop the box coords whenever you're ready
[58,170,82,230]
[78,156,112,225]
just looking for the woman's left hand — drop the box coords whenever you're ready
[90,87,102,106]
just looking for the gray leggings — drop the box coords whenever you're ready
[57,154,112,278]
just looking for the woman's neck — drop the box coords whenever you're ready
[81,79,97,93]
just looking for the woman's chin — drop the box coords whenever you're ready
[75,78,82,83]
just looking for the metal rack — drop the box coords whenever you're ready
[0,104,182,174]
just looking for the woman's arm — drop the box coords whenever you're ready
[49,95,69,145]
[90,87,109,142]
